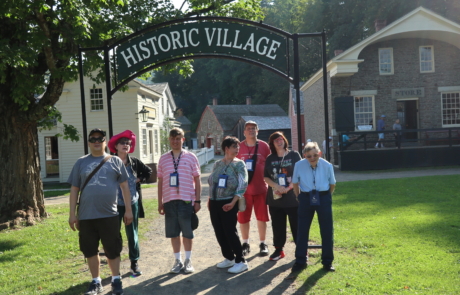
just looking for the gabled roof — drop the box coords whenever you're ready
[147,82,168,94]
[175,115,192,125]
[241,116,291,130]
[301,6,460,91]
[209,104,287,130]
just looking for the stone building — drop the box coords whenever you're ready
[196,97,287,154]
[301,7,460,167]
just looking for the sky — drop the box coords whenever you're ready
[171,0,189,11]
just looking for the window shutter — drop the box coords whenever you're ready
[334,96,354,132]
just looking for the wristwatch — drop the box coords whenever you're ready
[194,200,201,203]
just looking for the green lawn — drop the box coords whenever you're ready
[0,199,158,295]
[1,176,459,294]
[296,175,460,294]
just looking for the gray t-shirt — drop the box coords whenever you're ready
[67,153,128,220]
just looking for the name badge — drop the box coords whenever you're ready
[277,173,287,187]
[245,159,254,171]
[170,173,179,187]
[309,190,320,206]
[218,174,228,188]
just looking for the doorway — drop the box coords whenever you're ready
[45,136,59,177]
[397,99,419,140]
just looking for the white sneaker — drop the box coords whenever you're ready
[217,259,235,268]
[183,258,194,273]
[228,262,248,273]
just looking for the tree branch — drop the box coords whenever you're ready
[183,0,235,18]
[34,10,57,73]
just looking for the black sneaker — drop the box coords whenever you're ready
[111,278,124,295]
[259,243,269,256]
[242,243,250,256]
[269,248,285,261]
[130,261,142,276]
[84,280,103,295]
[291,262,307,273]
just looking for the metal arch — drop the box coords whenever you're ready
[108,16,298,51]
[111,54,294,95]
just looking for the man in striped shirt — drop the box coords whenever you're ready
[157,128,202,274]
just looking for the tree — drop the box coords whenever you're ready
[0,0,261,227]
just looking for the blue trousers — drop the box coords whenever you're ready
[295,192,334,265]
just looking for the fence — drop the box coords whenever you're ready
[190,145,215,166]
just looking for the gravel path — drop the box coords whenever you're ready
[45,162,460,294]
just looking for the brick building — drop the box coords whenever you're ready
[301,7,460,166]
[196,97,287,154]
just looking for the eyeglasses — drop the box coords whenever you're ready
[118,141,131,146]
[274,137,284,143]
[88,137,105,143]
[306,154,319,159]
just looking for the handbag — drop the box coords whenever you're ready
[76,155,112,216]
[191,207,199,230]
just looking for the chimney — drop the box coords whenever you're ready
[375,19,387,32]
[334,50,343,56]
[212,97,217,105]
[246,96,252,105]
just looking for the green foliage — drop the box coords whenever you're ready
[38,106,81,142]
[160,119,175,154]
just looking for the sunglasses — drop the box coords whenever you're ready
[118,141,131,146]
[306,154,319,159]
[88,137,105,143]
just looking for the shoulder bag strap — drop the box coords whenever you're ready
[77,155,112,203]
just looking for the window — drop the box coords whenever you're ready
[142,129,147,156]
[419,46,434,73]
[379,48,393,75]
[154,129,159,154]
[149,130,153,156]
[441,92,460,126]
[90,88,104,111]
[354,96,375,130]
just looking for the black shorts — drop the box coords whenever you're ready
[78,216,122,260]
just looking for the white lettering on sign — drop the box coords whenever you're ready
[119,27,283,69]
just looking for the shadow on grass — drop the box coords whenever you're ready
[121,258,297,295]
[0,240,23,263]
[291,268,328,294]
[50,282,88,295]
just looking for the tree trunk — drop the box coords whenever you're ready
[0,110,47,226]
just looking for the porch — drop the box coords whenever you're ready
[337,128,460,171]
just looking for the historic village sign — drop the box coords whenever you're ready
[78,16,330,156]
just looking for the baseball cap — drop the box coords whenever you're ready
[244,120,258,129]
[381,115,386,118]
[88,128,106,137]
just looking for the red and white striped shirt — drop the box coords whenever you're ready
[157,150,200,204]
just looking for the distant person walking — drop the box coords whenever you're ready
[108,130,152,276]
[68,128,132,295]
[236,120,271,257]
[291,142,336,273]
[263,132,301,261]
[375,115,386,148]
[393,119,402,148]
[157,128,202,274]
[208,136,249,273]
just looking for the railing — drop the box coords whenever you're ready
[190,145,215,166]
[338,128,460,151]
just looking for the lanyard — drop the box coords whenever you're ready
[311,165,317,190]
[278,151,287,174]
[221,160,232,175]
[171,151,182,173]
[246,141,258,159]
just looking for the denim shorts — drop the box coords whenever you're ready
[164,200,194,239]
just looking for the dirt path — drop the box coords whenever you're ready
[46,163,460,294]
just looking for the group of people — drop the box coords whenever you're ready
[68,122,337,295]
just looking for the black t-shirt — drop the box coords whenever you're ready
[264,150,301,208]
